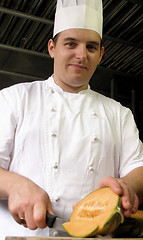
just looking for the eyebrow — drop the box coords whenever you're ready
[87,41,100,47]
[63,37,78,42]
[63,37,100,46]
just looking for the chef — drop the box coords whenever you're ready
[0,0,143,239]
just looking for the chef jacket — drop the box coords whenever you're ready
[0,76,143,239]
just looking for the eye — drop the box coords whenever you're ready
[87,44,98,52]
[65,42,76,48]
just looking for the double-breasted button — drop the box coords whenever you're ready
[51,107,56,112]
[89,165,94,172]
[51,132,57,137]
[92,136,99,142]
[91,111,97,117]
[55,196,60,202]
[50,88,54,94]
[53,163,58,169]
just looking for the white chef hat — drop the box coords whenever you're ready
[53,0,103,38]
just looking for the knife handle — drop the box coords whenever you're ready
[46,212,57,228]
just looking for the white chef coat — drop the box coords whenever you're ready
[0,76,143,239]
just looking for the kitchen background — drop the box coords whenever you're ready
[0,0,143,139]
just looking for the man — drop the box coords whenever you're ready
[0,0,143,239]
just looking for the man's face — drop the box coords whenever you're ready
[48,29,104,93]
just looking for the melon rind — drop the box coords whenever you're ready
[98,207,124,235]
[98,198,124,235]
[112,210,143,237]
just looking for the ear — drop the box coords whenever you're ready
[98,46,104,65]
[48,39,55,58]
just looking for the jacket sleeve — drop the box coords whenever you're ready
[0,88,17,169]
[119,105,143,177]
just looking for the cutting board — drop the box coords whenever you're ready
[5,237,143,240]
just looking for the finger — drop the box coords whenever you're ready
[132,194,139,213]
[46,195,54,215]
[122,191,139,216]
[12,214,23,225]
[116,179,132,216]
[9,206,27,227]
[11,212,28,228]
[117,180,131,207]
[18,211,27,228]
[19,217,28,228]
[33,202,47,229]
[97,176,123,195]
[25,207,37,230]
[117,179,139,216]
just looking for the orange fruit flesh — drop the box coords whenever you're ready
[63,221,99,237]
[70,187,120,232]
[131,210,143,219]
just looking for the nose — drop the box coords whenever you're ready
[76,44,87,63]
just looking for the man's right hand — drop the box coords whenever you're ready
[0,167,53,230]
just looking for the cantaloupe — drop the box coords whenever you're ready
[63,221,99,237]
[112,210,143,237]
[63,187,124,237]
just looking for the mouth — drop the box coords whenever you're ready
[69,64,87,70]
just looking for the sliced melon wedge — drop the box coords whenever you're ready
[63,187,124,237]
[63,221,99,238]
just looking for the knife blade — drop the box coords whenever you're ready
[46,212,66,232]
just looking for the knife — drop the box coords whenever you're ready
[46,212,66,232]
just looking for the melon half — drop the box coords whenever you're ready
[63,187,124,237]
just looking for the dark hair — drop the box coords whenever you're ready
[52,33,103,50]
[52,33,60,45]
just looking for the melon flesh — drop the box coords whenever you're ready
[63,221,99,238]
[70,187,123,234]
[130,210,143,219]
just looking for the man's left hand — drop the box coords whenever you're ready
[97,176,139,217]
